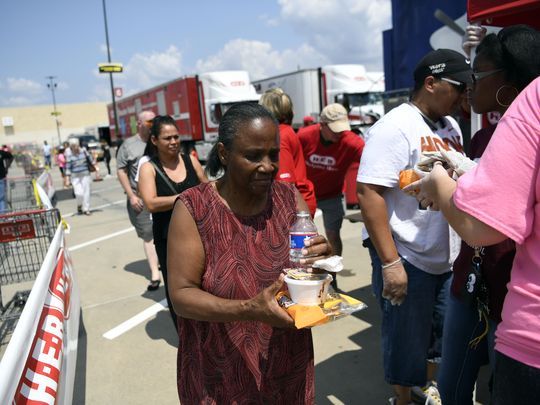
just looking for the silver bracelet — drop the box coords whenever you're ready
[381,258,402,270]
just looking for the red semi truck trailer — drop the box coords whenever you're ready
[107,71,260,161]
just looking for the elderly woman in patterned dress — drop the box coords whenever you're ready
[167,103,331,404]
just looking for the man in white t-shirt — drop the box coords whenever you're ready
[357,49,471,405]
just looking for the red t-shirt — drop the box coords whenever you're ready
[451,124,515,322]
[276,124,317,216]
[298,124,364,200]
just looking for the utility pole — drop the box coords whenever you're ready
[46,76,62,145]
[102,0,120,141]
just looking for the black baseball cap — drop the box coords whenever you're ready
[413,49,472,85]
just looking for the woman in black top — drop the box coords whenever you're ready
[101,140,112,175]
[139,115,207,329]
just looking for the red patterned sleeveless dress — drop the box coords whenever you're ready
[176,181,314,404]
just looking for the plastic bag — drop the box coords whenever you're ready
[276,291,367,329]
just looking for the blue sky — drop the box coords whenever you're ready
[1,0,391,107]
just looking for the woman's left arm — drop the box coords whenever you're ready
[190,155,209,183]
[138,162,179,213]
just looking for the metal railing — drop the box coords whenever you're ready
[0,208,61,344]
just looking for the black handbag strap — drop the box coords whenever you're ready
[149,160,178,195]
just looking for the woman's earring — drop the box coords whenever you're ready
[496,85,519,108]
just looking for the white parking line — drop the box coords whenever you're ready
[103,299,168,340]
[68,223,164,339]
[82,293,144,310]
[326,395,345,405]
[64,199,125,217]
[69,226,134,251]
[90,184,122,194]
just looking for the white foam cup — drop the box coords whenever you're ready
[284,274,332,306]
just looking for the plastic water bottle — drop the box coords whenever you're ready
[290,211,318,264]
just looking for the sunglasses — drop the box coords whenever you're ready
[471,69,504,84]
[440,77,467,93]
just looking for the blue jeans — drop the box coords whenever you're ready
[367,241,451,386]
[492,351,540,404]
[0,178,6,211]
[437,292,497,405]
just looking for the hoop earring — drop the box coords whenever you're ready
[496,85,519,108]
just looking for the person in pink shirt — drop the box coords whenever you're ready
[55,146,69,189]
[405,76,540,404]
[436,24,540,405]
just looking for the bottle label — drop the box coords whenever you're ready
[290,232,317,250]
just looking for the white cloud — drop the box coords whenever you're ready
[57,81,69,91]
[0,96,42,106]
[259,13,280,27]
[195,39,329,80]
[122,45,183,89]
[100,43,113,55]
[89,45,184,101]
[88,83,113,103]
[6,77,43,95]
[0,77,48,106]
[277,0,392,69]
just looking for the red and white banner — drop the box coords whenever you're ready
[0,225,80,405]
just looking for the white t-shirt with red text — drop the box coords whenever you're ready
[357,102,463,274]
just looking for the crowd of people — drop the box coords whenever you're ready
[3,21,537,405]
[159,23,538,405]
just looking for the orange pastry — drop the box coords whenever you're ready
[399,169,421,189]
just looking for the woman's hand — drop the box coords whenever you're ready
[299,235,332,266]
[403,163,454,210]
[247,275,295,328]
[440,149,477,177]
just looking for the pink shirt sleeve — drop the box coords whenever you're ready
[453,78,540,244]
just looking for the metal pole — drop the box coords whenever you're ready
[102,0,120,141]
[46,75,62,145]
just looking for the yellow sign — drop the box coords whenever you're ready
[98,63,123,73]
[50,111,62,116]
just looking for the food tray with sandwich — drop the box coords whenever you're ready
[276,256,367,329]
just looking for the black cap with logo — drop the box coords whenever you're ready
[414,49,472,85]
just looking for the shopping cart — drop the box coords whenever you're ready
[0,208,61,345]
[5,176,39,211]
